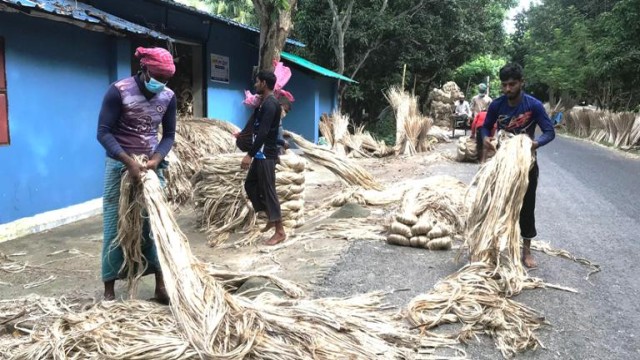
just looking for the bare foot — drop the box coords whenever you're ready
[261,221,275,233]
[265,231,286,246]
[523,252,537,268]
[104,280,116,301]
[150,288,170,306]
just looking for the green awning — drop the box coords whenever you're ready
[280,52,357,83]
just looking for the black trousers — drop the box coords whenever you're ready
[245,159,282,222]
[520,161,539,239]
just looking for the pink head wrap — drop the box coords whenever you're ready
[135,47,176,78]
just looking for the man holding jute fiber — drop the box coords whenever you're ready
[240,71,287,246]
[480,63,555,268]
[97,47,177,302]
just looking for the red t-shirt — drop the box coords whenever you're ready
[471,111,496,137]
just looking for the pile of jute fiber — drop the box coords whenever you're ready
[7,160,439,359]
[385,87,434,156]
[164,118,239,206]
[319,113,394,158]
[387,176,466,251]
[406,135,577,358]
[455,136,478,162]
[284,130,383,190]
[192,151,306,247]
[564,108,640,149]
[275,151,306,229]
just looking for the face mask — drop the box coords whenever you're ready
[145,76,166,94]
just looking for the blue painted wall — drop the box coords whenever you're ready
[0,1,341,225]
[88,0,338,137]
[0,12,128,224]
[206,23,257,129]
[284,67,319,143]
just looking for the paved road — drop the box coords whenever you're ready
[316,136,640,359]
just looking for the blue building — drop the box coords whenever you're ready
[0,0,354,239]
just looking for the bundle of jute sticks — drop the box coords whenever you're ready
[192,151,306,247]
[387,176,467,251]
[6,159,445,359]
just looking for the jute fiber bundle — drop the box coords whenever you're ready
[387,176,467,251]
[320,110,349,155]
[565,109,640,148]
[284,130,383,190]
[407,135,576,358]
[192,153,256,246]
[8,165,437,359]
[344,124,395,158]
[427,125,452,143]
[177,118,239,155]
[192,152,307,247]
[276,151,307,229]
[319,113,393,158]
[455,136,478,162]
[385,87,434,156]
[164,118,239,206]
[428,82,463,128]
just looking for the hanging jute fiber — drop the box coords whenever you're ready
[406,135,579,358]
[6,161,445,360]
[387,176,467,251]
[284,130,383,190]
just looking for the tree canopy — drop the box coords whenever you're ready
[511,0,640,110]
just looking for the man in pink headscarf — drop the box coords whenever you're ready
[97,47,177,303]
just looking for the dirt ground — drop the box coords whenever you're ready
[0,141,458,302]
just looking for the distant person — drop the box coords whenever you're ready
[471,111,496,158]
[480,63,555,269]
[97,47,177,303]
[471,83,492,118]
[241,71,286,246]
[453,95,472,129]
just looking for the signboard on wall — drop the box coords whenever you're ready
[210,54,230,83]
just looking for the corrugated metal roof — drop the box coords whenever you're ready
[151,0,305,47]
[281,52,357,83]
[0,0,172,40]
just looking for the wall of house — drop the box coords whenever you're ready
[0,12,129,224]
[205,23,257,129]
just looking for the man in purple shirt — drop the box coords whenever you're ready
[97,47,177,302]
[481,63,555,268]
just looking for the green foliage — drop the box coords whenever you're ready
[453,55,507,98]
[294,0,517,123]
[510,0,640,110]
[176,0,258,26]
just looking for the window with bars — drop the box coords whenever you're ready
[0,37,9,145]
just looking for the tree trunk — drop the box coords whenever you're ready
[252,0,298,72]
